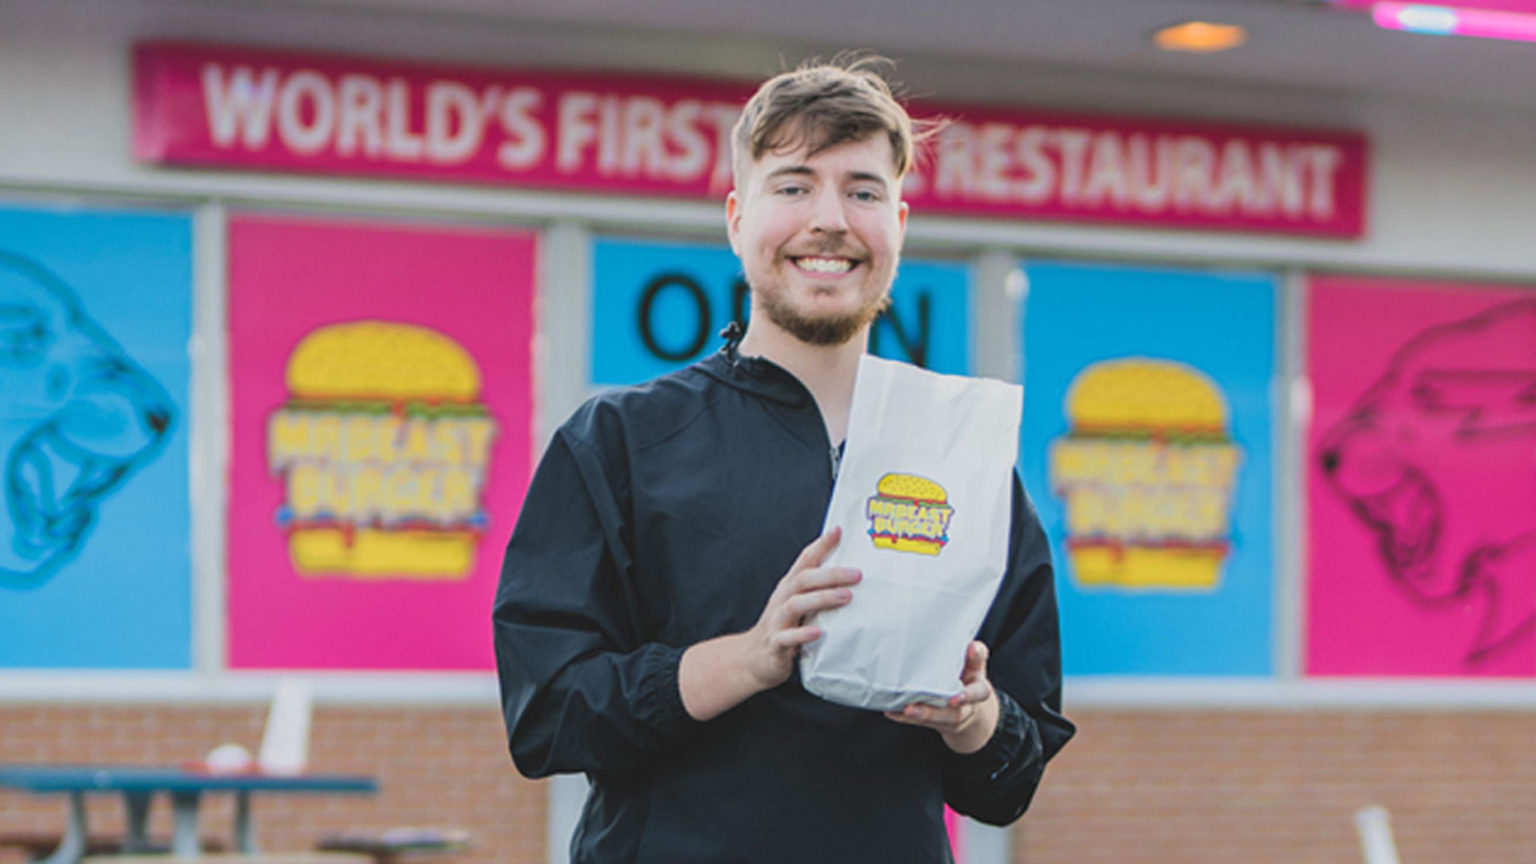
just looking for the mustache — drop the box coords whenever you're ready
[787,239,865,259]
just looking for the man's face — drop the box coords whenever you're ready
[727,132,909,346]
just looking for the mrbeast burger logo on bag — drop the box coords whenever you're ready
[866,473,954,556]
[266,321,497,580]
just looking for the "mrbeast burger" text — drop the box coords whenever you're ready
[866,473,955,557]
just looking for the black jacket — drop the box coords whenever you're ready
[494,345,1074,864]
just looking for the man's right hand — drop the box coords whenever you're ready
[679,526,861,721]
[742,525,862,689]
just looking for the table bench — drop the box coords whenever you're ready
[0,831,226,860]
[314,829,469,864]
[82,848,373,854]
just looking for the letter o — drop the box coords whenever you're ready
[278,71,336,155]
[637,273,711,362]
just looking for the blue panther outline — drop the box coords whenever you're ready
[0,251,174,589]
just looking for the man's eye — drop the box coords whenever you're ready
[777,185,808,196]
[850,189,882,203]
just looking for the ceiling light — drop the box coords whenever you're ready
[1153,21,1249,53]
[1372,1,1536,40]
[1333,0,1536,11]
[1389,4,1461,31]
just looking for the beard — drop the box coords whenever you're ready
[749,252,895,346]
[754,285,888,345]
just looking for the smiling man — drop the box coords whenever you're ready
[494,57,1073,864]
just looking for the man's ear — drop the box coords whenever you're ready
[898,199,910,236]
[726,190,742,254]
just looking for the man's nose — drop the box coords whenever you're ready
[809,187,849,234]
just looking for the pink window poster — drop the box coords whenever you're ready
[1307,275,1536,677]
[227,214,536,670]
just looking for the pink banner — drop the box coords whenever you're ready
[133,42,1366,237]
[226,214,536,670]
[133,42,749,199]
[1307,276,1536,677]
[904,104,1366,237]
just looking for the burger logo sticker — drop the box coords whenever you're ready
[866,473,954,556]
[1049,358,1242,591]
[267,321,498,579]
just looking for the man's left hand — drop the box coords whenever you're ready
[884,640,999,755]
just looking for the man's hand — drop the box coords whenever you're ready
[884,640,999,754]
[679,526,860,721]
[741,525,861,689]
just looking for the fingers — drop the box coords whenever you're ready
[745,528,855,689]
[884,701,970,733]
[771,562,860,617]
[952,642,993,705]
[752,528,858,676]
[884,643,994,732]
[960,641,989,684]
[768,572,858,634]
[770,625,822,650]
[790,525,842,573]
[770,529,849,605]
[791,565,862,594]
[951,678,993,706]
[783,586,854,619]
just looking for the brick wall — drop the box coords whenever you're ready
[0,705,544,864]
[4,704,1534,863]
[1018,709,1536,864]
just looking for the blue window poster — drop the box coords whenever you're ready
[0,202,193,669]
[1020,260,1276,676]
[591,236,971,386]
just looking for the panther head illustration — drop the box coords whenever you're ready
[0,253,174,587]
[1317,298,1536,665]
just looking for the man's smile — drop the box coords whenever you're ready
[790,255,859,275]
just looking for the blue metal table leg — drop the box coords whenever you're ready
[123,791,153,853]
[36,791,88,864]
[233,790,258,853]
[169,790,202,859]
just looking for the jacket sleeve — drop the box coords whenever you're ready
[942,474,1076,825]
[493,425,701,779]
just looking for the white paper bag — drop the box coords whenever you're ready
[800,355,1022,711]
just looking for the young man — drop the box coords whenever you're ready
[494,58,1074,863]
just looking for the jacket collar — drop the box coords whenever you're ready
[698,325,813,407]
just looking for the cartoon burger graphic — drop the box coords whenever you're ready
[267,321,498,579]
[866,472,955,556]
[1049,358,1242,590]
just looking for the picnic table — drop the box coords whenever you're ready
[0,764,377,864]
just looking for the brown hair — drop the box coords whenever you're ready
[731,54,930,187]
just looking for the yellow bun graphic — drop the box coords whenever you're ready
[287,321,481,402]
[1065,543,1227,590]
[290,529,476,579]
[876,472,947,504]
[1066,358,1227,437]
[280,320,486,578]
[867,472,953,557]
